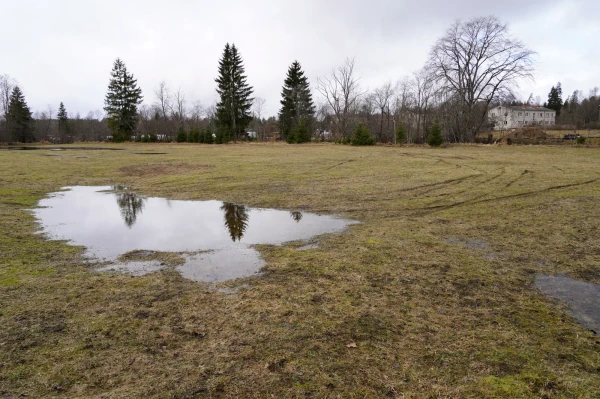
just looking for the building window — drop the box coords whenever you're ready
[504,121,507,125]
[518,121,523,125]
[546,113,549,117]
[525,113,529,116]
[518,112,522,116]
[492,113,496,117]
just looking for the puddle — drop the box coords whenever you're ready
[535,275,600,334]
[33,186,357,282]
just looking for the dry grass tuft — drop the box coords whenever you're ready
[119,162,215,177]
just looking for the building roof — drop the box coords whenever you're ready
[503,105,554,112]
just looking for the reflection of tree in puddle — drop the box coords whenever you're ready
[113,186,146,228]
[221,202,249,242]
[290,211,303,223]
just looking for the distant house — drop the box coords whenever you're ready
[488,105,556,130]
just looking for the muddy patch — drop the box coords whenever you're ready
[445,236,502,260]
[297,243,319,251]
[119,162,215,177]
[535,275,600,334]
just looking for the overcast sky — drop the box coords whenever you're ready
[1,0,598,118]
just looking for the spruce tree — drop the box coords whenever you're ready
[547,82,563,116]
[278,61,315,143]
[104,58,143,142]
[6,86,34,143]
[203,127,214,144]
[427,120,444,147]
[395,122,407,144]
[215,44,254,142]
[176,126,187,142]
[57,102,72,142]
[292,119,311,143]
[351,123,375,146]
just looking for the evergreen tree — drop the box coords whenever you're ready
[57,102,72,142]
[395,122,407,144]
[427,120,444,147]
[189,127,200,143]
[176,126,187,142]
[215,43,254,142]
[278,61,315,143]
[292,119,311,143]
[203,127,214,144]
[351,123,375,146]
[104,58,143,142]
[6,86,34,143]
[547,82,563,116]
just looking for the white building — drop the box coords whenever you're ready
[488,105,556,130]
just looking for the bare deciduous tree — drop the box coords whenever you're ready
[411,69,436,143]
[252,97,265,140]
[190,100,204,125]
[316,58,364,138]
[372,81,394,141]
[173,87,186,125]
[0,75,16,117]
[154,81,172,120]
[428,16,535,141]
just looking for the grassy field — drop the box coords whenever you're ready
[1,143,600,398]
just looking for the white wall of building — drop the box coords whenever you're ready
[488,106,556,130]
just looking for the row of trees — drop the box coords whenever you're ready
[542,83,600,128]
[4,15,596,144]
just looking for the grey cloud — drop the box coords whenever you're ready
[1,0,597,117]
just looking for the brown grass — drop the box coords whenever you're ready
[119,162,215,177]
[1,142,600,398]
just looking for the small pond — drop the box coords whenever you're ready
[33,186,357,282]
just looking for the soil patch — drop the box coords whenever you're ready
[120,162,215,177]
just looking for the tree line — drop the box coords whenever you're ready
[2,15,597,145]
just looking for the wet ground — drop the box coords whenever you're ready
[535,275,600,334]
[1,146,124,151]
[33,186,357,282]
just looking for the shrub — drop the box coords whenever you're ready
[577,136,586,145]
[427,120,443,147]
[188,127,201,143]
[351,124,375,146]
[176,127,187,143]
[291,120,311,144]
[203,127,214,144]
[395,122,407,144]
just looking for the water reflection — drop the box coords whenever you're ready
[290,211,303,223]
[33,186,358,282]
[115,189,146,228]
[221,202,249,242]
